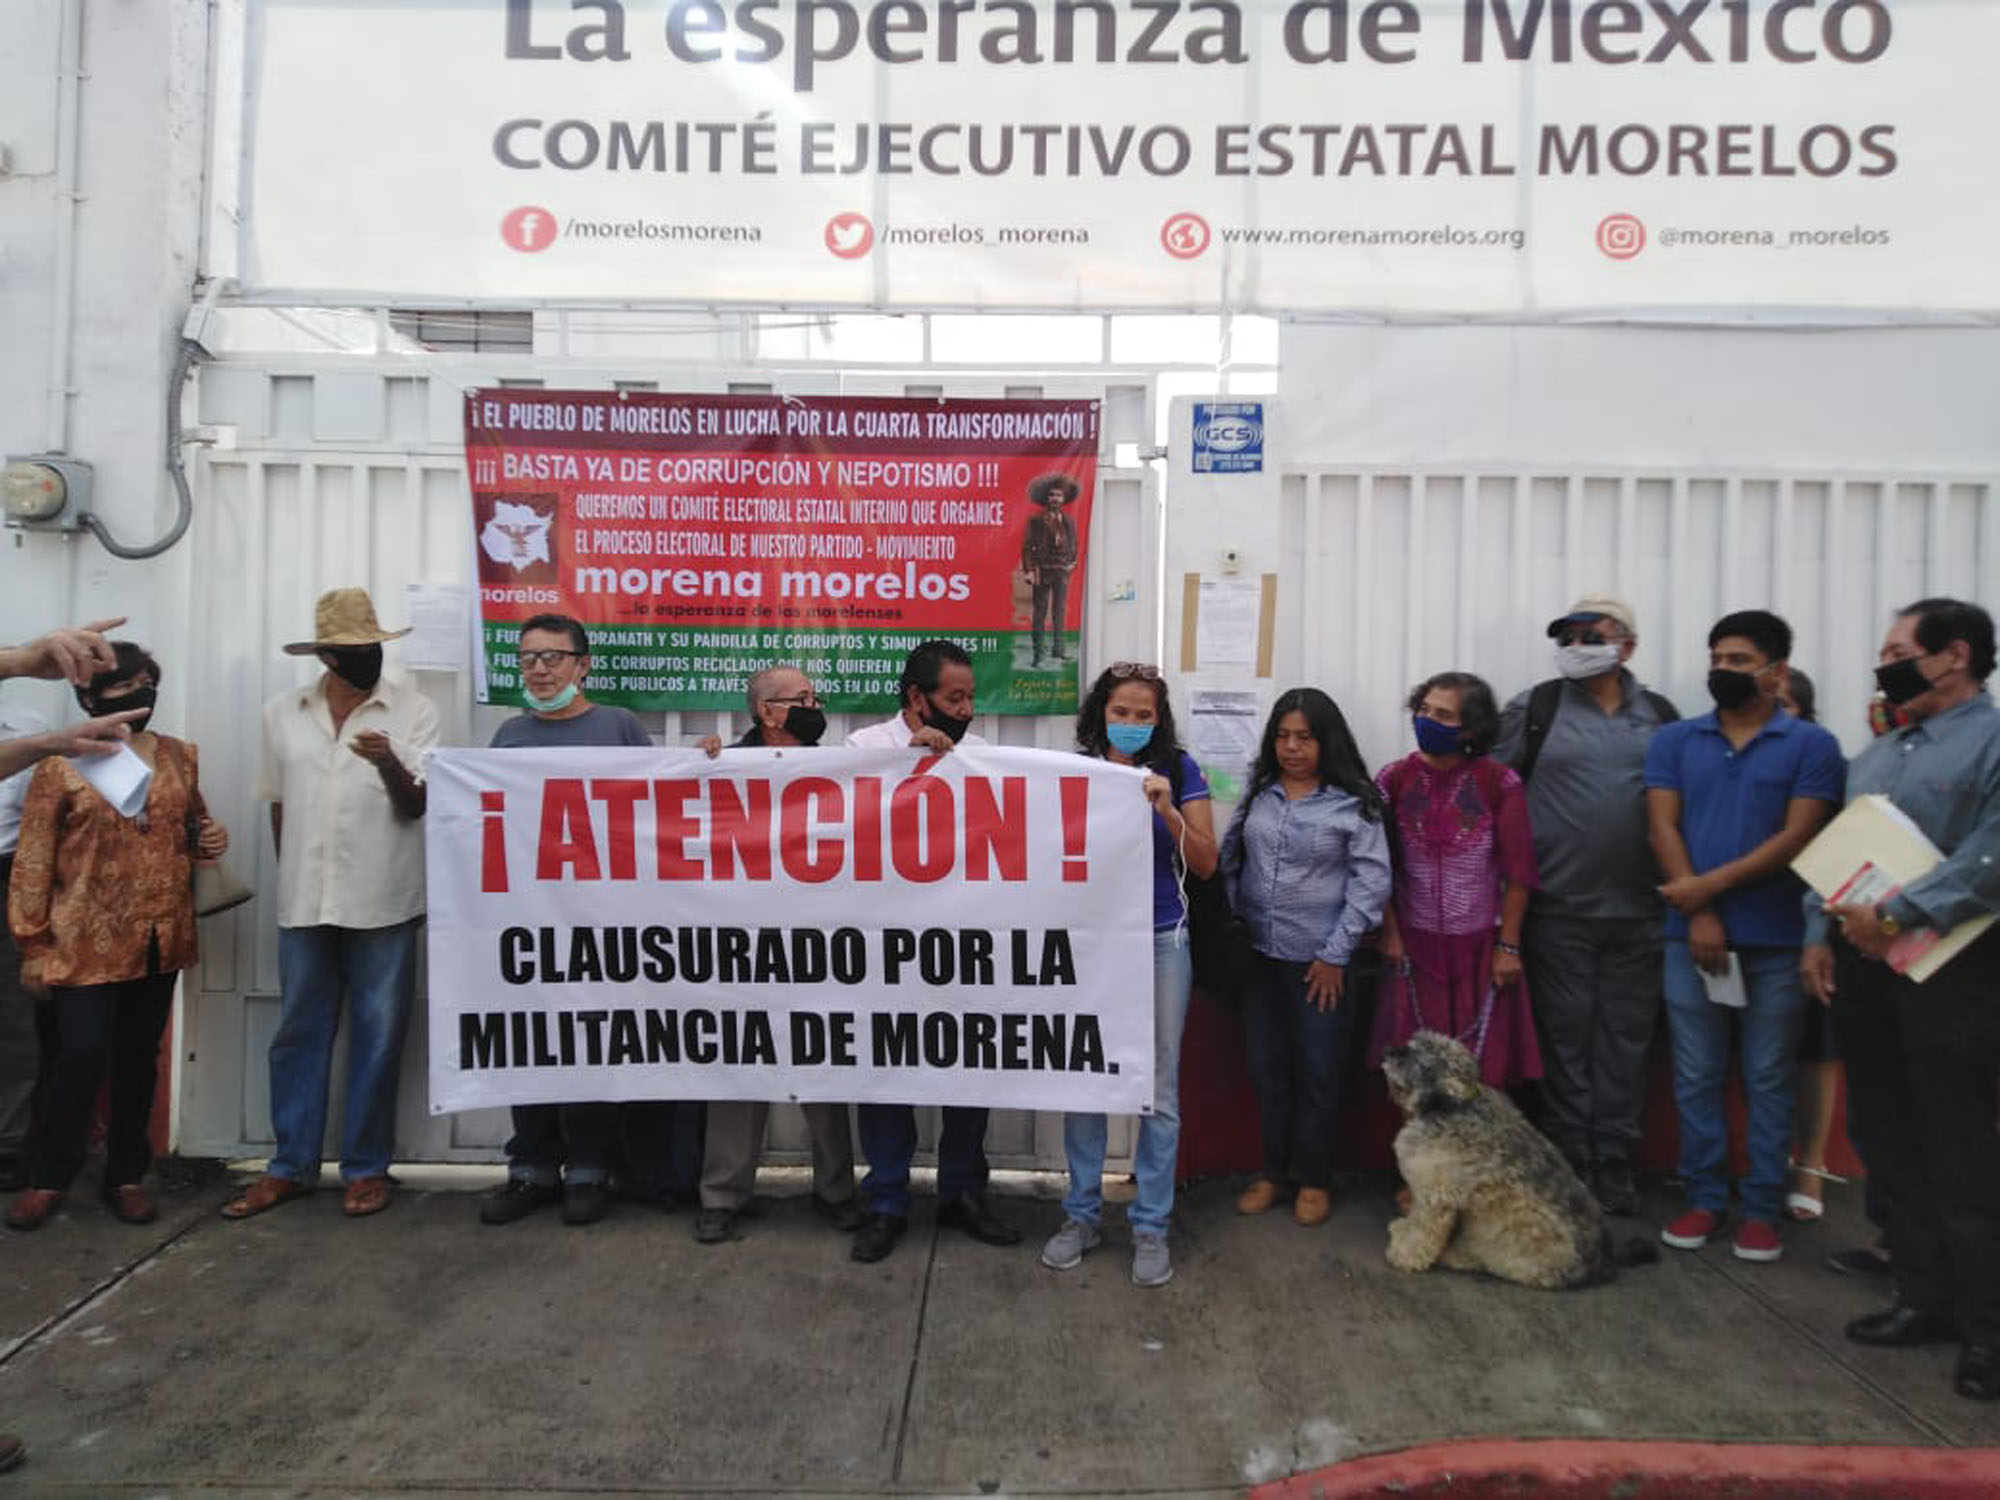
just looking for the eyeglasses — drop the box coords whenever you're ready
[765,692,821,708]
[1109,662,1161,681]
[516,649,582,669]
[1554,629,1609,647]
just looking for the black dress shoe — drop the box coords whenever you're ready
[1846,1304,1958,1348]
[693,1207,737,1244]
[561,1181,612,1226]
[851,1213,907,1263]
[1593,1159,1640,1218]
[936,1192,1022,1246]
[812,1193,868,1233]
[479,1180,559,1226]
[1956,1344,2000,1400]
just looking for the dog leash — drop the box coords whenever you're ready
[1397,958,1496,1063]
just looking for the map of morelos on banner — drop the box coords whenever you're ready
[466,389,1098,714]
[230,0,2000,314]
[423,745,1157,1113]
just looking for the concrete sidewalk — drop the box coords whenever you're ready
[0,1162,1996,1497]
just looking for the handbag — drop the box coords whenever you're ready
[1170,759,1256,1004]
[170,740,254,918]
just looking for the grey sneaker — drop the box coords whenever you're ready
[1040,1218,1103,1270]
[1131,1231,1174,1288]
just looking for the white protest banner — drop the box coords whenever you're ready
[226,0,2000,315]
[424,743,1158,1113]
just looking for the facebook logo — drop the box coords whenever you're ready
[501,206,557,254]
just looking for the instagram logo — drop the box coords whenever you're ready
[1595,214,1645,260]
[501,206,557,254]
[824,213,875,258]
[1160,213,1211,260]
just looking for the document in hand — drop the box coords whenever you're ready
[1792,793,1996,982]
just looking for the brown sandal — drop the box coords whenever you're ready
[221,1174,310,1220]
[342,1176,393,1218]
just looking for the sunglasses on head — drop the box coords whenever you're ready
[1109,662,1161,681]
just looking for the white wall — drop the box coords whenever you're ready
[1161,325,2000,789]
[0,0,211,717]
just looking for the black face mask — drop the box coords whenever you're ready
[783,705,828,746]
[322,645,384,691]
[1874,655,1934,706]
[83,685,157,735]
[1706,668,1763,711]
[921,696,971,744]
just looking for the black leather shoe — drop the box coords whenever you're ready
[812,1193,867,1232]
[851,1213,907,1263]
[479,1180,559,1226]
[1593,1159,1640,1218]
[936,1192,1022,1246]
[693,1207,737,1244]
[1956,1343,2000,1400]
[561,1181,612,1226]
[1846,1304,1958,1348]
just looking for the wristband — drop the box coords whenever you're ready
[1495,941,1522,956]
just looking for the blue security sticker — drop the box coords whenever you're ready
[1192,402,1264,474]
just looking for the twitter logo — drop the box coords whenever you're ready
[824,212,876,259]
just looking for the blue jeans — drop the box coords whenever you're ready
[1062,929,1192,1236]
[269,919,420,1185]
[1663,941,1808,1224]
[856,1103,991,1217]
[1240,952,1358,1189]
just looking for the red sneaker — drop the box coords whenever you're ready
[1660,1207,1723,1251]
[1733,1218,1784,1262]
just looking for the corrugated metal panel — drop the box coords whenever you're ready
[1275,468,2000,781]
[179,361,1160,1174]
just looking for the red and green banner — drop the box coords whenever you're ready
[466,390,1098,715]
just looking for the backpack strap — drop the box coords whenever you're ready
[1516,678,1564,784]
[1643,689,1680,726]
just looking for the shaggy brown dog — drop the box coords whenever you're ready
[1383,1032,1652,1290]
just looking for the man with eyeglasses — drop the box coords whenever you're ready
[690,665,866,1245]
[843,640,1021,1262]
[226,589,438,1223]
[1494,593,1679,1217]
[477,613,652,1229]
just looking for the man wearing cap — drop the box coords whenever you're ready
[224,589,438,1221]
[1495,593,1679,1215]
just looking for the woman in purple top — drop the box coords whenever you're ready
[1370,672,1543,1091]
[1040,663,1214,1289]
[1222,688,1392,1228]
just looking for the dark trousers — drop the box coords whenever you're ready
[855,1103,990,1217]
[1240,953,1358,1189]
[1831,929,2000,1343]
[31,973,176,1191]
[0,860,39,1157]
[1030,574,1069,660]
[1524,912,1664,1165]
[505,1102,621,1187]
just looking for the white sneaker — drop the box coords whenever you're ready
[1040,1218,1103,1270]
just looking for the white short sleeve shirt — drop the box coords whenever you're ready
[844,712,988,750]
[256,675,441,929]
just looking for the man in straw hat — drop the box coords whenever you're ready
[224,588,438,1221]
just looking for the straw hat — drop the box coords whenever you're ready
[282,588,412,655]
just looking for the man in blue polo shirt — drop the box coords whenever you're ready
[1645,610,1845,1263]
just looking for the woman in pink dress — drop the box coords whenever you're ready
[1372,672,1543,1090]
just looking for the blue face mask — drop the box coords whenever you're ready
[526,681,581,714]
[1106,722,1155,756]
[1412,715,1464,756]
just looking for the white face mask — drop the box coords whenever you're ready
[1554,641,1622,681]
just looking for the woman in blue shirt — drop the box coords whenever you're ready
[1222,688,1392,1227]
[1040,663,1215,1288]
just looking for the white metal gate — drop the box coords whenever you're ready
[176,357,1161,1172]
[1270,468,2000,768]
